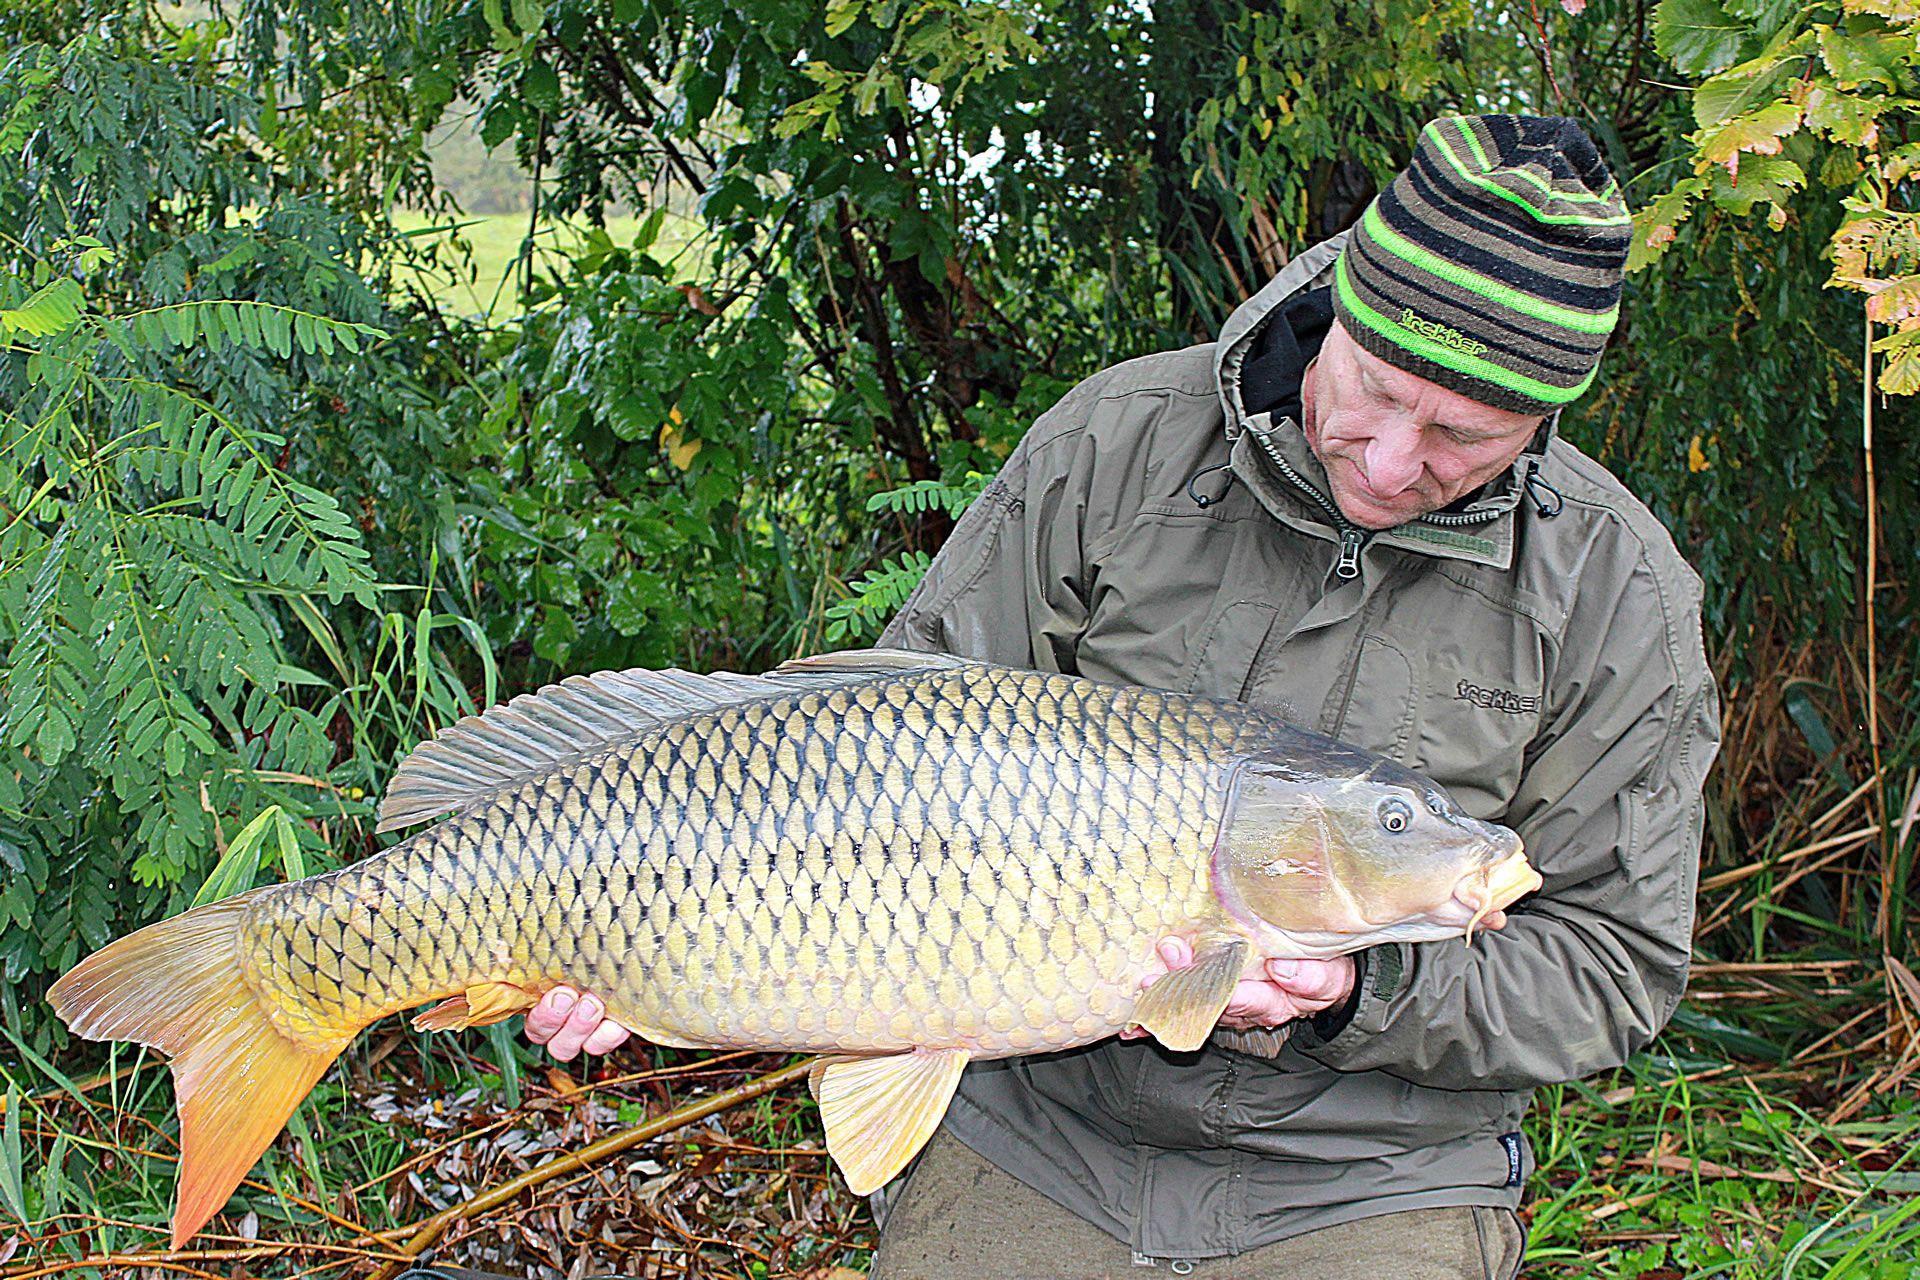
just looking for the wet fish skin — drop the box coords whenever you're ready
[243,664,1258,1057]
[48,652,1535,1245]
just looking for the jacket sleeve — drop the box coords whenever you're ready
[1292,546,1721,1091]
[877,383,1106,670]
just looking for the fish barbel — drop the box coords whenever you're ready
[49,649,1541,1245]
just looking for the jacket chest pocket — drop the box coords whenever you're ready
[1327,634,1417,761]
[1401,625,1548,822]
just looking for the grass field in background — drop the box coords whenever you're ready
[391,210,703,317]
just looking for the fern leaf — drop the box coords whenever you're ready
[0,279,84,337]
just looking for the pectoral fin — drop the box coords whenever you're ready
[809,1049,971,1194]
[410,981,541,1032]
[1212,1024,1295,1057]
[1127,938,1249,1052]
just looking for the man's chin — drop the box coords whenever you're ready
[1329,486,1424,530]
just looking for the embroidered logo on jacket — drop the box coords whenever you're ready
[1455,679,1541,715]
[1399,308,1490,357]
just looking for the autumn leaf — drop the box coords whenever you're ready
[1864,275,1920,323]
[1844,0,1920,18]
[1800,83,1884,147]
[1877,343,1920,394]
[660,405,702,470]
[1699,101,1804,176]
[1627,178,1708,272]
[1689,435,1711,472]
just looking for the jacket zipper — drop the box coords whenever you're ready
[1250,426,1368,580]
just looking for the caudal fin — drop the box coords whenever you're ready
[47,889,349,1248]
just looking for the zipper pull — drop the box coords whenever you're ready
[1335,528,1363,580]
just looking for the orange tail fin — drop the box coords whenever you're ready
[47,889,350,1248]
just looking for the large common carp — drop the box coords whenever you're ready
[50,650,1541,1246]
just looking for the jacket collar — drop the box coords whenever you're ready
[1212,232,1556,572]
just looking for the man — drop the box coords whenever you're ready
[527,115,1720,1279]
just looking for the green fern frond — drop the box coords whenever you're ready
[823,549,933,643]
[0,279,84,338]
[864,472,992,517]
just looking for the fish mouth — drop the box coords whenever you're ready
[1451,845,1543,943]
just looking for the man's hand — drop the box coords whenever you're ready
[1121,938,1357,1039]
[524,985,633,1061]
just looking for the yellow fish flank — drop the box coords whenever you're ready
[49,650,1542,1246]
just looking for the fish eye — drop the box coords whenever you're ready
[1378,798,1413,833]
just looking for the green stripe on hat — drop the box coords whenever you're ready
[1446,119,1623,209]
[1335,252,1598,407]
[1426,119,1630,228]
[1361,203,1619,335]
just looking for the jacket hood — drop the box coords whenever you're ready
[1212,232,1560,570]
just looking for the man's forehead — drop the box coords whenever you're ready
[1332,320,1543,434]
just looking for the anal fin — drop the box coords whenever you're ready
[411,981,541,1032]
[1127,938,1249,1052]
[808,1049,971,1194]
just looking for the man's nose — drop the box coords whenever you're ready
[1362,425,1424,496]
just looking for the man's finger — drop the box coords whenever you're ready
[581,1018,632,1056]
[544,993,609,1061]
[525,986,579,1043]
[1264,957,1354,1005]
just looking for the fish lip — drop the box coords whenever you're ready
[1449,844,1542,939]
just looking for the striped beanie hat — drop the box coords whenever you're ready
[1333,114,1631,415]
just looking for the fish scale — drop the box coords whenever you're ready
[239,665,1253,1056]
[50,649,1541,1245]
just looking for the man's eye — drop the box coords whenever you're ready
[1378,798,1414,833]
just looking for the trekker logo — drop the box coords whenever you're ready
[1455,679,1541,715]
[1399,308,1490,357]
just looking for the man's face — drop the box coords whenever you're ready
[1301,320,1545,531]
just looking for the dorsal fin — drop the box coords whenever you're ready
[374,649,969,833]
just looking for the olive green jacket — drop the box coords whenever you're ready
[877,233,1722,1259]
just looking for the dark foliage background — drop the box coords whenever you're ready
[1,0,1917,1272]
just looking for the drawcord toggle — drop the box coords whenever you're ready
[1187,461,1237,508]
[1523,458,1564,519]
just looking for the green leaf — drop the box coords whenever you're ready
[482,0,517,51]
[1709,152,1805,214]
[275,809,306,881]
[826,0,864,37]
[1627,178,1709,272]
[191,805,282,908]
[524,60,562,110]
[0,278,84,337]
[1693,54,1796,127]
[0,1087,24,1227]
[1818,24,1911,91]
[1656,0,1751,75]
